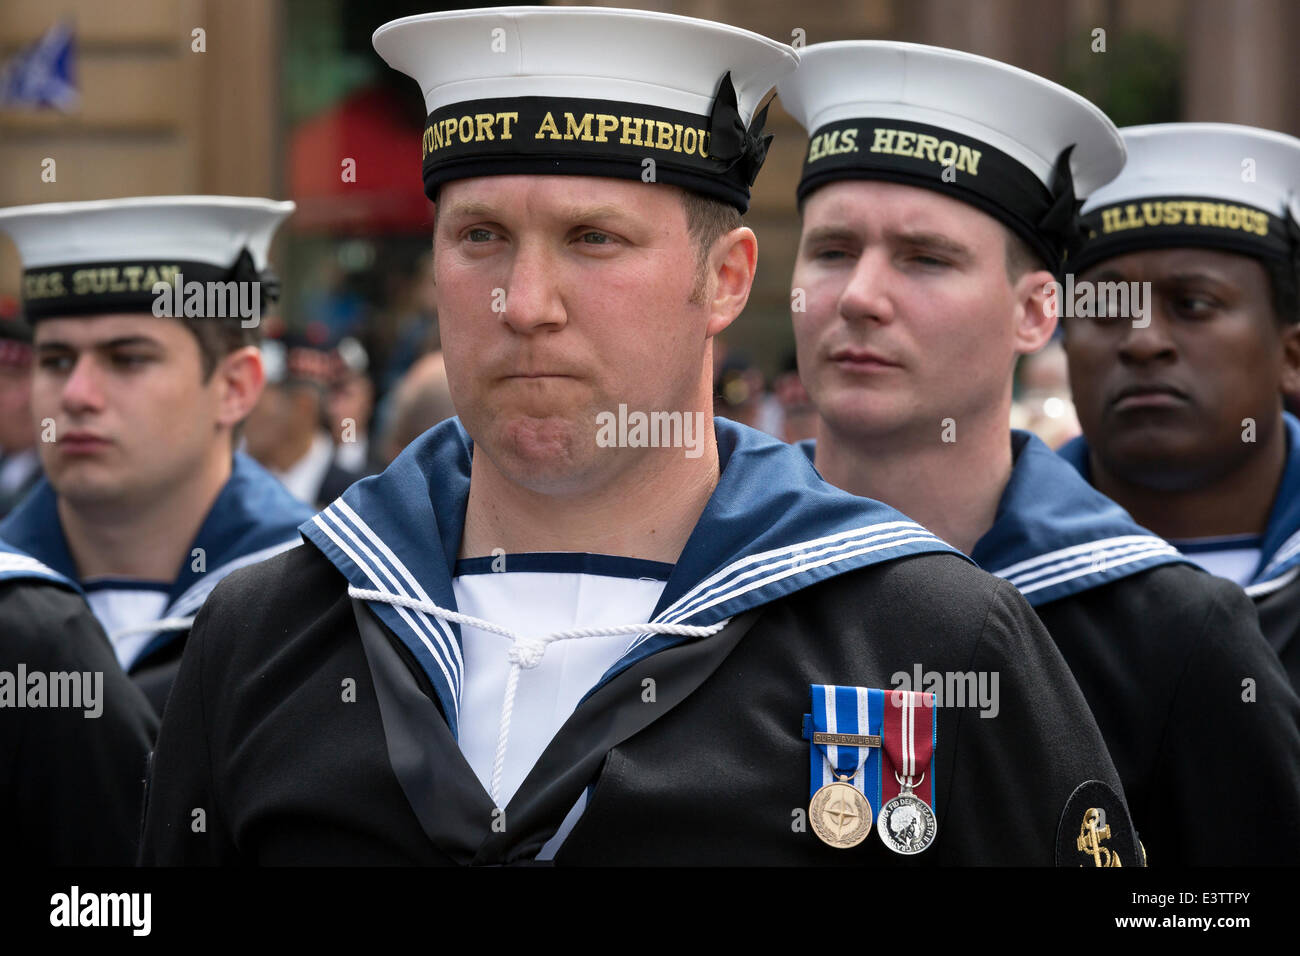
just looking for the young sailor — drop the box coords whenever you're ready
[1061,123,1300,694]
[141,6,1136,866]
[0,197,315,714]
[778,42,1300,864]
[0,537,157,864]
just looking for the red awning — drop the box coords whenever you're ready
[288,87,433,234]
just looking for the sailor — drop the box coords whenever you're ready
[0,301,41,517]
[242,325,367,509]
[1061,123,1300,695]
[141,6,1135,866]
[327,335,382,476]
[0,536,157,864]
[778,42,1300,864]
[0,196,316,715]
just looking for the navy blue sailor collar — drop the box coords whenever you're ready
[0,536,76,590]
[304,416,964,739]
[1060,411,1300,596]
[0,452,312,651]
[799,432,1189,606]
[972,430,1190,605]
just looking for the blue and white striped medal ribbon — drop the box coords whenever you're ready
[805,684,884,848]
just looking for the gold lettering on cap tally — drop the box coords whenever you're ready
[807,128,859,163]
[867,126,981,175]
[426,106,713,159]
[24,270,67,299]
[422,111,520,158]
[1098,200,1269,237]
[24,265,182,299]
[531,110,710,157]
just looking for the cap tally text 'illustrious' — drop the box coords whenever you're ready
[1070,123,1300,275]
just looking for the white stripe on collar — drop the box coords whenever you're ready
[0,553,67,583]
[164,538,304,619]
[1011,542,1181,597]
[314,503,463,705]
[332,498,465,678]
[992,534,1175,584]
[1246,565,1300,598]
[1260,527,1300,581]
[656,520,940,625]
[628,521,945,653]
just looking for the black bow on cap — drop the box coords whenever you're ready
[1039,145,1083,262]
[707,71,774,188]
[1283,200,1300,258]
[229,246,281,306]
[1278,203,1300,322]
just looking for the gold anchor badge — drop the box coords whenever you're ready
[1076,807,1122,867]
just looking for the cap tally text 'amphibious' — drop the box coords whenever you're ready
[372,5,799,213]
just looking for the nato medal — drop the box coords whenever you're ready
[810,777,873,849]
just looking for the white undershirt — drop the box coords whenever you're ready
[0,448,39,496]
[84,584,171,670]
[1175,546,1261,588]
[452,560,668,857]
[334,437,369,473]
[272,432,336,506]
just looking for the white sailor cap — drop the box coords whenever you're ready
[0,196,295,322]
[1071,123,1300,274]
[776,41,1126,266]
[372,5,798,213]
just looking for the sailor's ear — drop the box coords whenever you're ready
[704,226,758,340]
[1278,320,1300,397]
[1011,267,1059,358]
[214,345,265,429]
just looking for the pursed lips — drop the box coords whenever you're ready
[58,430,113,452]
[1108,381,1190,411]
[828,346,901,370]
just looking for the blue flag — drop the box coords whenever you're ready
[0,22,77,111]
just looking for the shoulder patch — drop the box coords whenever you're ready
[1055,780,1144,867]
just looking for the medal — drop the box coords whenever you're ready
[804,685,883,849]
[879,689,939,855]
[810,774,873,848]
[878,772,938,854]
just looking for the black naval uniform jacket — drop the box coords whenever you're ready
[1032,568,1300,865]
[1256,580,1300,691]
[974,431,1300,866]
[141,420,1135,866]
[1061,415,1300,694]
[0,546,158,865]
[0,453,315,716]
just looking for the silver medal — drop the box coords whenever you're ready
[878,773,937,855]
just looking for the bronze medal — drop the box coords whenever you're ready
[810,778,873,849]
